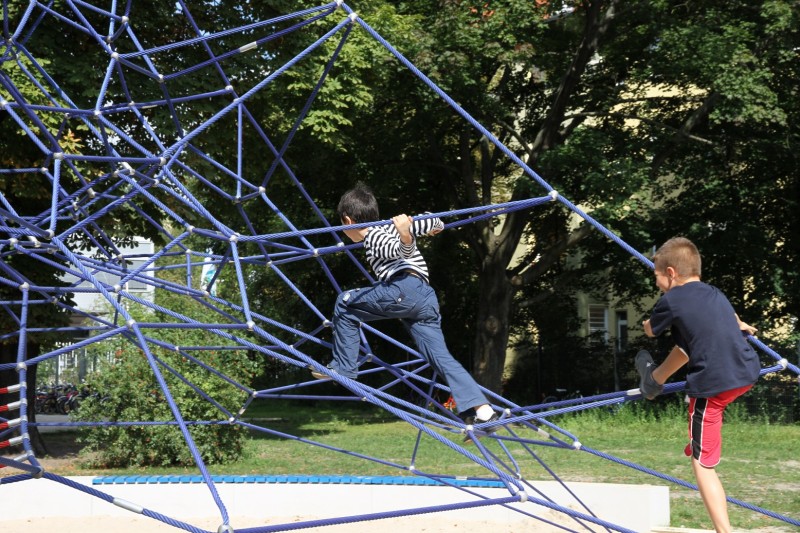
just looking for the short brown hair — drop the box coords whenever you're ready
[653,237,701,278]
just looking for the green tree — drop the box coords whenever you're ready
[4,0,797,409]
[310,0,800,395]
[1,23,78,455]
[190,1,797,397]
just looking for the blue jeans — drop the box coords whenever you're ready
[329,272,487,414]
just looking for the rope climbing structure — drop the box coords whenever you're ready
[1,2,798,532]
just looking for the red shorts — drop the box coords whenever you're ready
[684,385,752,468]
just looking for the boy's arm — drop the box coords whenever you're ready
[736,314,758,336]
[642,319,655,338]
[388,214,417,260]
[392,214,414,245]
[366,217,412,260]
[412,214,444,236]
[377,214,442,261]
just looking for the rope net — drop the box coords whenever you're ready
[1,2,797,532]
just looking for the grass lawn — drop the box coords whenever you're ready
[27,400,800,531]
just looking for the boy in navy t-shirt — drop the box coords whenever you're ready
[637,237,760,533]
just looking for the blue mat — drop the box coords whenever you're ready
[92,474,506,488]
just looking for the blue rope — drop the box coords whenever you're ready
[1,3,796,533]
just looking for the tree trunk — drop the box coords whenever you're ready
[472,254,514,393]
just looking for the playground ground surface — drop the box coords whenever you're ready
[3,515,797,533]
[1,515,576,533]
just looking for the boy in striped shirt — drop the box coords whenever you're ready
[313,183,498,440]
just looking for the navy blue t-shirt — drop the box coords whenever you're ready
[649,281,760,398]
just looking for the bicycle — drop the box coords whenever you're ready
[542,387,583,405]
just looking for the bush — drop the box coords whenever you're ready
[72,255,262,469]
[74,338,259,467]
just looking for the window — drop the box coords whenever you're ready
[588,305,608,342]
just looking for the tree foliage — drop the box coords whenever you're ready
[3,0,797,409]
[286,0,800,396]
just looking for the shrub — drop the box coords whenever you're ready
[74,336,259,467]
[72,258,262,468]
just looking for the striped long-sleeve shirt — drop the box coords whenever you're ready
[363,216,445,282]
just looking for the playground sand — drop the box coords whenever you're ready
[2,514,572,532]
[7,517,799,533]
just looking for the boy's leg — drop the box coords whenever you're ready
[404,284,487,415]
[635,350,663,399]
[635,346,688,399]
[686,385,751,533]
[327,284,404,378]
[692,459,731,533]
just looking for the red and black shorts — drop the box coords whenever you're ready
[684,385,752,468]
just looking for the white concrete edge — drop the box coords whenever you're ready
[1,476,670,532]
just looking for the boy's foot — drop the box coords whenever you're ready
[635,350,663,400]
[310,368,331,380]
[309,365,356,381]
[462,412,500,444]
[309,364,335,380]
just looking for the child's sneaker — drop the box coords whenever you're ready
[462,412,500,444]
[635,350,663,400]
[309,364,356,381]
[309,364,335,380]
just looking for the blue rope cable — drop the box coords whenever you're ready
[503,432,598,520]
[14,287,42,471]
[94,51,117,117]
[104,5,129,45]
[167,347,253,398]
[401,475,595,533]
[66,0,119,52]
[1,2,7,39]
[13,43,80,116]
[237,196,555,241]
[166,10,338,83]
[1,4,796,532]
[345,9,553,193]
[0,454,42,476]
[160,17,352,161]
[233,498,514,533]
[8,0,38,43]
[260,27,352,191]
[174,2,317,217]
[342,6,651,272]
[69,1,124,34]
[0,327,126,370]
[43,472,212,533]
[150,354,243,420]
[128,324,231,524]
[127,3,337,60]
[0,79,58,155]
[296,371,527,492]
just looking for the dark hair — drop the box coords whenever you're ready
[653,237,702,278]
[337,182,379,223]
